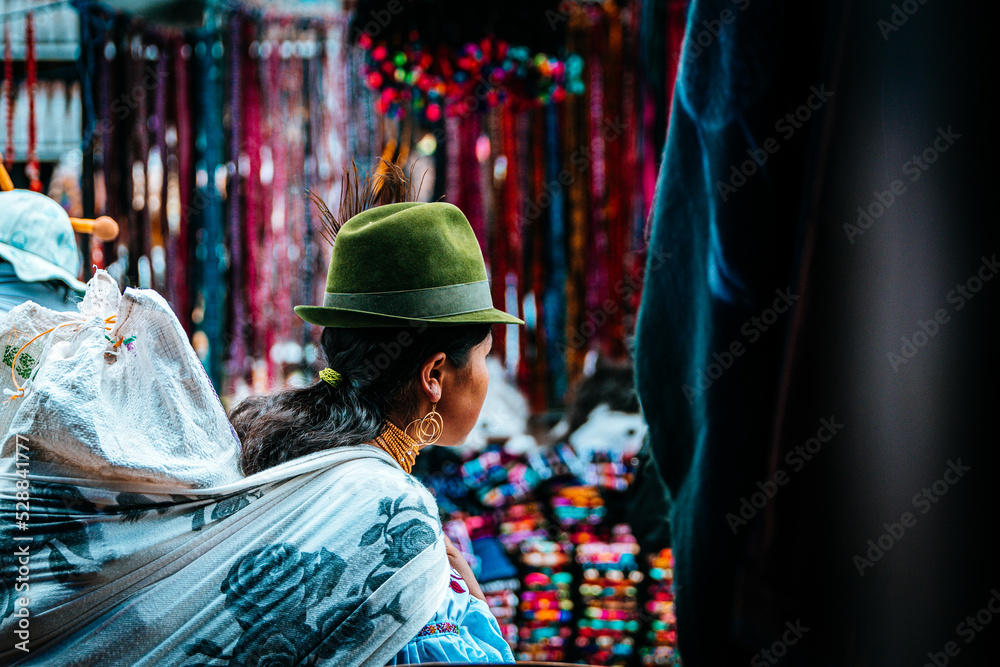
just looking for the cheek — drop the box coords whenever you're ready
[456,360,489,429]
[473,358,490,404]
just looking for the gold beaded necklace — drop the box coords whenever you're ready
[368,420,421,473]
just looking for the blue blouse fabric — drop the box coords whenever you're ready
[387,568,515,665]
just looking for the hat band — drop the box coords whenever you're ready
[321,280,493,319]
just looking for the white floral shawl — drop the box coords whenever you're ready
[0,444,448,666]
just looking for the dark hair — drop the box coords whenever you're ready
[231,323,492,475]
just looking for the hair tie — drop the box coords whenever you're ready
[319,368,343,388]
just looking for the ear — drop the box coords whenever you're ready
[418,352,447,404]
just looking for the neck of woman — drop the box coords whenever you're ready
[368,420,421,473]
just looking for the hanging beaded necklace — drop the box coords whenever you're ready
[368,420,421,474]
[25,10,41,192]
[3,19,14,165]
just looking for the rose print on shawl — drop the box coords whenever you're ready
[189,489,265,531]
[311,591,408,661]
[357,493,437,592]
[182,544,347,666]
[183,491,438,666]
[221,543,347,630]
[1,480,122,619]
[107,488,260,535]
[0,480,101,616]
[0,478,259,622]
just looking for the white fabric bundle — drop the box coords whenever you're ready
[0,269,242,487]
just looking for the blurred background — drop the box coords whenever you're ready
[0,0,687,409]
[1,1,994,666]
[1,1,684,664]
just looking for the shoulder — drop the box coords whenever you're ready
[319,449,441,519]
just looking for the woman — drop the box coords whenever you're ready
[0,162,520,666]
[229,161,522,664]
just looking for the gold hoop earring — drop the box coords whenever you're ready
[406,402,444,446]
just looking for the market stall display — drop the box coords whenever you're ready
[409,423,680,666]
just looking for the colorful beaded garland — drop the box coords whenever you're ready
[357,32,581,121]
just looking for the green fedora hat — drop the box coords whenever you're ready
[295,201,524,327]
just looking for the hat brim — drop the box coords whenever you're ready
[294,304,524,328]
[0,243,87,293]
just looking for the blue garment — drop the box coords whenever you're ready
[633,2,996,666]
[387,567,515,665]
[0,260,81,316]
